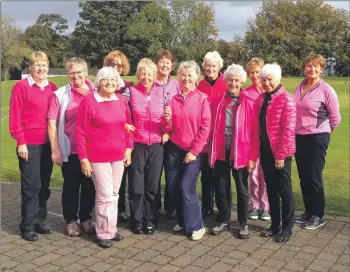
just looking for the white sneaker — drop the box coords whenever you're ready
[173,224,184,232]
[191,227,206,241]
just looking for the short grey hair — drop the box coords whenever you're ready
[94,67,122,88]
[202,51,223,69]
[224,63,247,84]
[177,61,201,82]
[260,63,282,84]
[65,57,88,72]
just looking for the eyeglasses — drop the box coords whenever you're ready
[101,78,117,83]
[33,64,48,69]
[68,70,85,76]
[109,63,124,69]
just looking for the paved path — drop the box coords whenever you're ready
[1,181,349,272]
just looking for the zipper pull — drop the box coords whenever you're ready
[148,96,150,101]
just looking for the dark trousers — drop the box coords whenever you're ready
[61,154,95,223]
[295,133,330,218]
[201,153,216,214]
[119,168,128,213]
[260,143,294,232]
[163,141,174,213]
[166,142,203,233]
[19,143,53,232]
[128,143,163,225]
[214,159,249,225]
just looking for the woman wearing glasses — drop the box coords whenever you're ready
[47,57,96,237]
[76,67,133,248]
[9,51,58,241]
[104,50,134,223]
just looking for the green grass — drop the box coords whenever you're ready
[1,76,349,216]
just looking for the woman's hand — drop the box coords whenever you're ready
[51,148,63,166]
[125,124,135,133]
[247,160,256,173]
[275,159,284,169]
[17,144,28,161]
[184,152,196,164]
[80,158,92,177]
[163,106,172,122]
[124,148,132,167]
[162,133,170,144]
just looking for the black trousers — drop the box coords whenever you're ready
[214,159,249,225]
[128,143,163,225]
[201,153,216,214]
[18,143,53,232]
[295,133,330,218]
[260,143,294,232]
[162,141,174,213]
[61,154,95,223]
[119,168,128,213]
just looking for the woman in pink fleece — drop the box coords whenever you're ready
[293,54,341,230]
[76,67,133,248]
[244,58,270,221]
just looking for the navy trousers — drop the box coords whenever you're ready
[166,142,203,233]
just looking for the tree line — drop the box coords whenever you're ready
[1,0,349,80]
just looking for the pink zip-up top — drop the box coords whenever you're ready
[9,76,57,145]
[209,91,260,169]
[294,79,341,135]
[162,88,211,156]
[197,72,227,153]
[122,83,166,145]
[155,77,180,101]
[244,84,265,101]
[75,92,133,163]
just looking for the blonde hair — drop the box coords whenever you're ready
[303,54,326,70]
[245,57,264,74]
[65,57,88,72]
[29,51,49,69]
[136,58,157,78]
[103,50,130,75]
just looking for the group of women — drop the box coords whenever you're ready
[9,49,341,248]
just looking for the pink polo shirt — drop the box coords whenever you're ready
[47,80,94,154]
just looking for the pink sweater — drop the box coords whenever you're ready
[9,77,57,145]
[76,92,133,162]
[163,88,211,156]
[294,79,341,135]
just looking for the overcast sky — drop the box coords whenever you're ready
[2,1,350,41]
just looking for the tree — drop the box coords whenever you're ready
[23,24,53,53]
[1,16,32,80]
[245,0,350,76]
[215,36,247,70]
[36,13,69,35]
[127,1,219,65]
[71,1,149,69]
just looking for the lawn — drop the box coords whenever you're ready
[1,76,349,216]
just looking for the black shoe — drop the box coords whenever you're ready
[144,221,155,235]
[34,222,54,234]
[98,239,113,248]
[303,215,325,230]
[261,226,281,237]
[294,212,309,224]
[118,212,130,223]
[166,210,176,220]
[275,230,292,243]
[112,232,124,241]
[21,231,39,241]
[132,222,144,234]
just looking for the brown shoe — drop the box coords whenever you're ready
[81,219,96,234]
[66,221,81,237]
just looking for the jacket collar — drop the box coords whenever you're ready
[203,72,224,86]
[300,78,323,93]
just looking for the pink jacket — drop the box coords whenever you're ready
[123,83,166,145]
[256,86,296,160]
[209,91,260,169]
[163,88,211,156]
[244,84,265,101]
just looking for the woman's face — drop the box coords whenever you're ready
[179,68,197,91]
[304,62,322,81]
[225,75,243,94]
[261,74,278,92]
[30,61,49,81]
[108,57,124,75]
[67,64,86,88]
[204,60,220,80]
[248,66,261,86]
[138,67,155,90]
[157,57,173,78]
[98,76,120,94]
